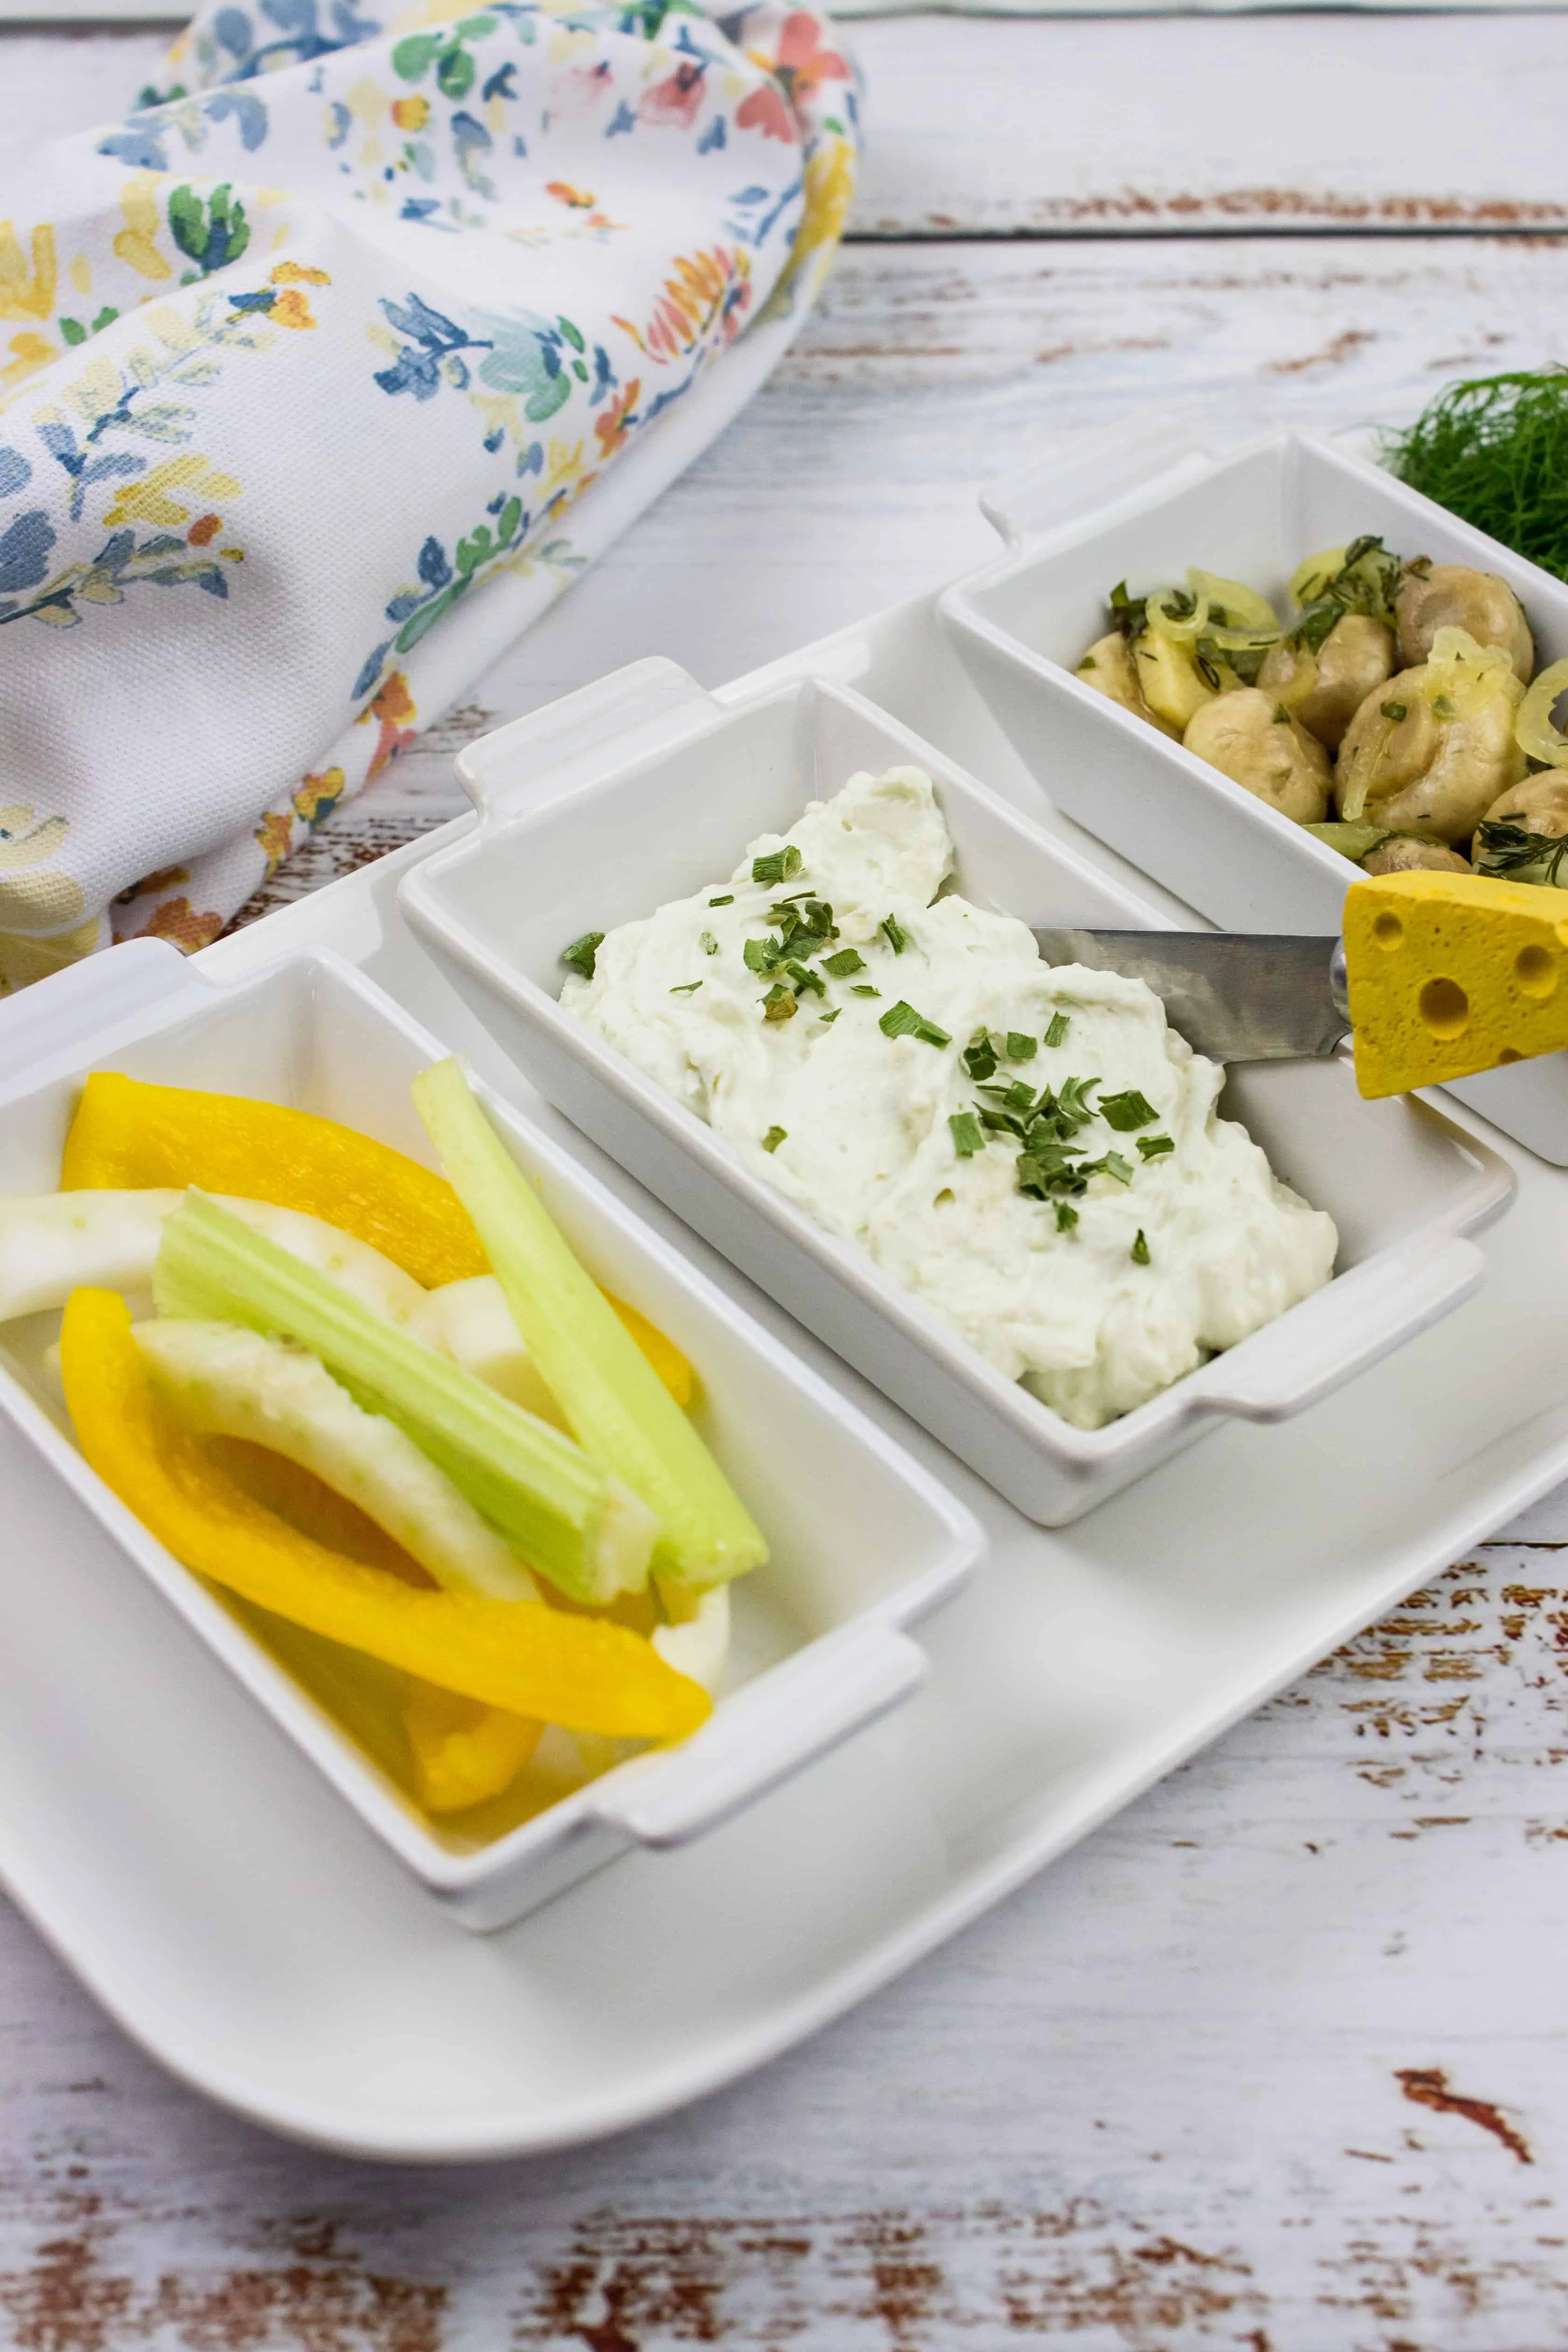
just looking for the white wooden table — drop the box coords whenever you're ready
[6,17,1568,2345]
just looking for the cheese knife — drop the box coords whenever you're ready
[1031,930,1350,1063]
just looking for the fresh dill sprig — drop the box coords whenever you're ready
[1383,369,1568,586]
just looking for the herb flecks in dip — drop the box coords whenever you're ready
[560,768,1338,1430]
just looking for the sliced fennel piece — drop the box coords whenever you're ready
[0,1189,429,1328]
[153,1192,656,1604]
[412,1059,767,1590]
[652,1583,730,1694]
[133,1318,539,1602]
[415,1274,566,1424]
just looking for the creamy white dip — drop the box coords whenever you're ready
[561,768,1338,1428]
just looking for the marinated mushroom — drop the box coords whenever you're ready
[1335,629,1526,844]
[1394,563,1534,682]
[1183,690,1331,824]
[1471,770,1568,886]
[1073,632,1180,740]
[1257,614,1397,752]
[1360,838,1471,875]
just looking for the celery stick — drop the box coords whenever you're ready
[411,1060,767,1588]
[134,1319,539,1602]
[153,1193,656,1603]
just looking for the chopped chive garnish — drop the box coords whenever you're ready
[1002,1078,1036,1113]
[561,930,604,981]
[752,844,801,886]
[787,959,825,999]
[879,914,909,955]
[948,1111,985,1158]
[1137,1133,1174,1160]
[1104,1152,1134,1184]
[1130,1228,1150,1264]
[963,1030,998,1081]
[878,1000,951,1047]
[822,947,866,979]
[1057,1075,1099,1124]
[851,984,881,998]
[1380,701,1408,723]
[1055,1200,1079,1233]
[700,930,718,956]
[709,894,734,907]
[1099,1088,1159,1132]
[669,981,703,995]
[1007,1032,1038,1062]
[819,1008,841,1025]
[761,1126,787,1153]
[743,937,779,975]
[761,983,796,1024]
[1044,1012,1071,1049]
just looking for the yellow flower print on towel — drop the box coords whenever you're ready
[0,806,86,933]
[101,454,241,532]
[0,915,101,997]
[0,221,57,322]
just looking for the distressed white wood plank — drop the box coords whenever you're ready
[11,15,1568,233]
[846,13,1568,234]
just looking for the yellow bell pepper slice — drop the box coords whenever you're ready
[61,1074,486,1288]
[403,1682,542,1813]
[60,1289,711,1742]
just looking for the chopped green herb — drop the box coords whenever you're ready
[1077,655,1098,671]
[1476,818,1568,887]
[1055,1201,1079,1234]
[1002,1078,1037,1113]
[761,1126,787,1154]
[761,984,797,1024]
[1104,1152,1134,1184]
[743,936,782,976]
[1273,704,1291,725]
[819,1008,841,1025]
[708,894,734,907]
[879,914,910,956]
[1006,1032,1038,1063]
[1433,693,1456,719]
[878,999,951,1047]
[822,947,866,979]
[1380,701,1408,723]
[1099,1088,1159,1132]
[669,981,703,996]
[962,1029,999,1082]
[1137,1133,1175,1161]
[1044,1012,1071,1050]
[700,931,719,956]
[1056,1075,1100,1125]
[787,959,825,999]
[1130,1228,1150,1265]
[1108,579,1149,642]
[851,984,881,998]
[561,930,604,981]
[752,844,802,886]
[948,1111,985,1159]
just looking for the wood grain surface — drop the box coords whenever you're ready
[5,15,1568,2346]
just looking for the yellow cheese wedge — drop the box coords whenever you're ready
[1344,869,1568,1098]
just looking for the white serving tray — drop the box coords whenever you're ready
[5,591,1568,2161]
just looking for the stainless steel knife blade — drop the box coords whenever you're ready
[1031,930,1352,1061]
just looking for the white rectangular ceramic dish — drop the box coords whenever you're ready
[0,938,981,1932]
[6,589,1568,2159]
[938,426,1568,1163]
[397,660,1513,1528]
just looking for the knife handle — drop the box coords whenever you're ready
[1196,1234,1485,1421]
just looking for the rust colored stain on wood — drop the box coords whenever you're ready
[0,2200,448,2352]
[852,188,1568,236]
[1396,2069,1534,2165]
[1266,329,1376,375]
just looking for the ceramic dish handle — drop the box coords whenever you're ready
[590,1620,930,1849]
[453,656,720,826]
[981,417,1215,550]
[0,937,198,1091]
[1195,1233,1487,1424]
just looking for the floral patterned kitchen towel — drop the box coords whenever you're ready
[0,0,857,989]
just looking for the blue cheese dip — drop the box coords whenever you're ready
[561,768,1338,1429]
